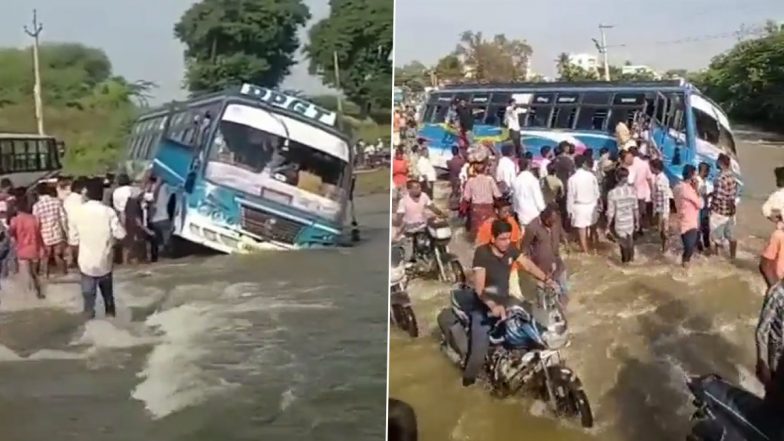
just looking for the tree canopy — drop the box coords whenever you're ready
[0,43,151,174]
[455,31,532,82]
[691,26,784,129]
[394,61,429,92]
[174,0,311,94]
[305,0,393,116]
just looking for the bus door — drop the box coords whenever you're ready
[652,91,689,169]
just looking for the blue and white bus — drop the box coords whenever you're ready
[122,84,355,253]
[419,80,741,187]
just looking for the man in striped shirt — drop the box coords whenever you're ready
[756,279,784,411]
[606,167,639,264]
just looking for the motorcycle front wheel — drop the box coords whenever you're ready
[547,366,594,428]
[391,304,419,338]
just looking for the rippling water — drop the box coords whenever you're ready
[389,139,784,441]
[0,193,389,441]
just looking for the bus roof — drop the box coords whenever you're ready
[0,133,57,140]
[438,79,688,93]
[135,84,348,141]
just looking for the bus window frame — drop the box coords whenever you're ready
[575,107,610,131]
[525,105,552,128]
[550,106,578,129]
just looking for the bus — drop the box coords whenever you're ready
[0,133,64,188]
[418,80,740,188]
[121,84,356,254]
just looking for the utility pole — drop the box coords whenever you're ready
[24,9,45,135]
[332,51,344,132]
[598,24,613,81]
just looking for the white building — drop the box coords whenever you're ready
[567,53,599,72]
[621,64,661,79]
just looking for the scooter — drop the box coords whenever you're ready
[405,217,465,284]
[685,374,782,441]
[390,241,418,337]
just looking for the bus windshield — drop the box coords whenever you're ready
[204,104,349,204]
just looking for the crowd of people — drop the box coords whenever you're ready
[391,92,784,413]
[0,172,175,319]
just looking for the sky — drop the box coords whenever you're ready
[0,0,334,104]
[394,0,784,77]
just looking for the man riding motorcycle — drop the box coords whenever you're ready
[393,179,446,255]
[461,218,558,386]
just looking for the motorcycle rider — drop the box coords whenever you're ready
[463,218,557,386]
[393,179,446,259]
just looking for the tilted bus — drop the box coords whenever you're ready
[121,84,356,253]
[418,80,741,188]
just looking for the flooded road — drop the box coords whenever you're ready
[0,193,389,441]
[389,139,784,441]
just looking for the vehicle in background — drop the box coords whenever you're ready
[394,87,404,106]
[418,80,741,189]
[121,83,357,254]
[0,133,64,189]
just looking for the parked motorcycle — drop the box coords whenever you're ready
[405,218,465,284]
[390,241,418,337]
[685,374,781,441]
[437,289,593,428]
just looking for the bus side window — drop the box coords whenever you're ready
[526,106,551,128]
[471,106,487,124]
[693,108,720,144]
[422,105,435,123]
[575,108,608,131]
[434,105,449,123]
[551,107,577,129]
[607,108,635,133]
[0,140,10,173]
[487,105,504,126]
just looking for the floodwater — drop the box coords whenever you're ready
[0,193,389,441]
[389,138,784,441]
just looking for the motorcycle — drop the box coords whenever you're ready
[437,289,593,428]
[390,241,418,337]
[405,218,466,284]
[685,374,782,441]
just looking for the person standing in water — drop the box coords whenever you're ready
[606,167,639,264]
[676,165,703,269]
[71,179,126,319]
[567,155,600,253]
[710,153,738,259]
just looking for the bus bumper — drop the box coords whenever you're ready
[177,212,295,254]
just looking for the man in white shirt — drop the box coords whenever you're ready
[416,149,438,200]
[495,144,518,196]
[504,99,525,156]
[112,173,141,224]
[71,178,126,319]
[511,157,546,226]
[762,167,784,222]
[62,177,86,268]
[567,155,601,253]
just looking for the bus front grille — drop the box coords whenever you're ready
[240,205,304,244]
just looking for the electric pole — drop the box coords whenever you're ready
[332,51,343,131]
[598,24,613,81]
[24,9,45,135]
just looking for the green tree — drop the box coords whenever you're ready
[394,60,428,91]
[0,44,146,175]
[455,31,532,82]
[556,52,598,81]
[306,0,393,118]
[174,0,311,94]
[434,54,464,84]
[693,29,784,128]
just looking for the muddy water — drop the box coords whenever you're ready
[0,193,389,441]
[389,139,784,441]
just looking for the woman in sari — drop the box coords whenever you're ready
[462,159,501,238]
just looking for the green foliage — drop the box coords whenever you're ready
[434,54,464,84]
[174,0,311,94]
[692,28,784,129]
[394,61,428,91]
[555,52,658,82]
[305,0,393,116]
[0,44,145,175]
[455,31,532,82]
